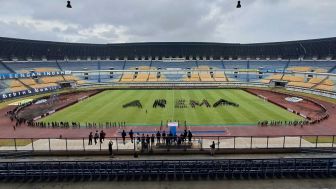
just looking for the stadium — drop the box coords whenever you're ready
[1,1,336,188]
[0,37,335,136]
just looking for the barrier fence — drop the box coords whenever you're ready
[0,135,335,152]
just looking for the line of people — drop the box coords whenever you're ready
[26,121,127,129]
[85,122,126,128]
[88,130,106,145]
[258,120,310,127]
[28,121,81,128]
[121,129,193,148]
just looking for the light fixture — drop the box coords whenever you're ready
[236,1,241,8]
[66,0,72,8]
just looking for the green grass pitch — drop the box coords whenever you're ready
[41,89,303,126]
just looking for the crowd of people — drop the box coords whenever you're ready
[175,99,188,108]
[174,99,239,109]
[27,121,127,129]
[123,100,142,108]
[120,129,194,151]
[6,102,31,130]
[258,120,310,127]
[213,99,239,108]
[6,110,27,130]
[28,121,81,128]
[88,130,106,145]
[84,122,126,128]
[190,99,211,108]
[153,99,166,108]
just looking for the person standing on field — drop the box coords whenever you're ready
[210,141,216,156]
[94,130,99,145]
[156,131,161,143]
[129,129,134,143]
[188,130,193,143]
[108,140,113,157]
[88,132,93,145]
[121,130,127,144]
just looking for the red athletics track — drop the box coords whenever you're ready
[0,88,336,139]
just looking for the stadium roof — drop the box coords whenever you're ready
[0,37,335,60]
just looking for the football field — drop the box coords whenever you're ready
[41,89,302,126]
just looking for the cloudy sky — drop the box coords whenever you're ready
[0,0,335,44]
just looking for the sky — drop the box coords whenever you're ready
[0,0,335,44]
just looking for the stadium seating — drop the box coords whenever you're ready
[287,82,315,88]
[4,61,60,72]
[195,66,213,82]
[286,66,328,73]
[287,61,335,72]
[249,61,287,70]
[151,61,196,69]
[63,75,79,81]
[282,76,305,82]
[30,83,58,89]
[197,61,223,69]
[0,158,335,181]
[133,73,149,82]
[0,37,336,95]
[40,76,64,84]
[20,78,36,85]
[120,74,132,82]
[314,85,334,91]
[1,59,336,93]
[148,72,158,82]
[10,86,28,92]
[225,61,248,69]
[214,72,228,82]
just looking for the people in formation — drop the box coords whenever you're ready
[26,121,127,129]
[27,121,81,128]
[22,119,322,130]
[258,120,310,127]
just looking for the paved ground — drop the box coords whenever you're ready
[0,137,333,151]
[1,179,336,189]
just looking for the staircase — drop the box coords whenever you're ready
[195,60,199,68]
[97,61,101,83]
[149,60,153,69]
[56,60,66,81]
[221,60,226,69]
[310,76,329,89]
[119,60,127,82]
[280,59,291,80]
[0,60,32,90]
[122,60,126,70]
[1,60,16,73]
[221,60,229,81]
[246,60,250,82]
[328,64,336,73]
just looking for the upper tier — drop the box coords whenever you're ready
[0,37,335,60]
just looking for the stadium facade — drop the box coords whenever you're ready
[0,37,335,60]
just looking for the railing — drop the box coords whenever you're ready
[1,135,335,153]
[0,158,336,181]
